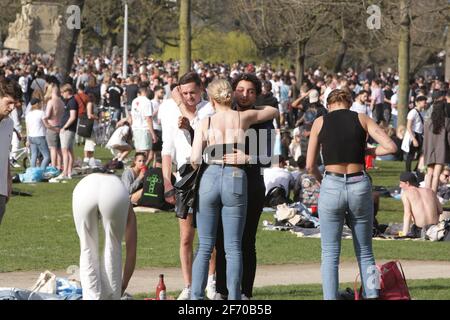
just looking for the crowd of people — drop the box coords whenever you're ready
[1,49,450,300]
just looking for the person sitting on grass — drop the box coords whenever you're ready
[399,172,441,238]
[121,152,147,205]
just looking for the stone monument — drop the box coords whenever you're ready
[4,0,63,54]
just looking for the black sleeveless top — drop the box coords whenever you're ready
[318,109,367,166]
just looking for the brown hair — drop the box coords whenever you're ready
[61,84,73,94]
[0,78,22,101]
[131,152,146,168]
[327,89,353,108]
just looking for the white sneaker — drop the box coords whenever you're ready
[213,292,225,300]
[206,281,216,300]
[177,287,191,300]
[10,159,21,168]
[49,174,65,183]
[241,294,250,300]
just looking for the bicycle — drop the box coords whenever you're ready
[10,145,31,169]
[96,106,117,147]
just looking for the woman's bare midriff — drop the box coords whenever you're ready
[325,163,365,174]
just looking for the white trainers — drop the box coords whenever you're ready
[177,287,191,300]
[10,159,21,168]
[241,294,250,300]
[49,174,71,183]
[206,280,216,300]
[49,174,65,183]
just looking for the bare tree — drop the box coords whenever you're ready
[55,0,85,83]
[179,0,191,76]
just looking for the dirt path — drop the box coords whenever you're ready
[1,260,450,296]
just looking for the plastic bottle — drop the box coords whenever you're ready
[156,274,166,300]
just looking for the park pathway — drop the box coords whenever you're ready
[1,260,450,295]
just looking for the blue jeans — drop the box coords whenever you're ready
[29,136,50,169]
[318,172,379,300]
[191,165,248,300]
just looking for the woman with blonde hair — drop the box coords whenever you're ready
[190,79,278,300]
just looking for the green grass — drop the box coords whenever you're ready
[1,155,449,273]
[133,278,450,300]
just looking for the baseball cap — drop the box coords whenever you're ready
[309,90,319,103]
[399,172,418,186]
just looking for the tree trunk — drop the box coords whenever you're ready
[179,0,191,77]
[295,40,307,85]
[54,0,85,83]
[397,0,411,138]
[446,25,450,83]
[334,40,348,74]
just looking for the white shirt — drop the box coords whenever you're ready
[350,102,368,115]
[0,118,14,196]
[131,96,153,130]
[150,99,162,131]
[106,125,130,148]
[159,99,214,172]
[19,75,31,93]
[407,108,424,134]
[323,87,333,108]
[263,167,294,196]
[25,110,46,137]
[391,94,398,116]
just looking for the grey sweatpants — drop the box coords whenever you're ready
[0,195,6,225]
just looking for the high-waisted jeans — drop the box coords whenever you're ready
[29,136,51,169]
[318,172,379,300]
[191,165,248,300]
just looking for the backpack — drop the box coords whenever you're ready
[265,186,288,208]
[104,159,124,171]
[139,167,175,210]
[74,92,89,117]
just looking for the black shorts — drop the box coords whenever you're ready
[152,130,163,152]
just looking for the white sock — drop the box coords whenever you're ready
[207,274,215,285]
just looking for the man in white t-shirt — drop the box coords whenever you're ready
[130,87,157,164]
[149,86,165,165]
[390,91,399,129]
[159,72,214,300]
[350,90,370,116]
[263,157,294,197]
[405,96,426,172]
[0,79,23,224]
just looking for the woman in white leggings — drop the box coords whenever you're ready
[73,173,136,300]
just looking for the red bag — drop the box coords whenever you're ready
[354,261,411,300]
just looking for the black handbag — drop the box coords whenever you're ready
[174,162,206,219]
[77,115,94,138]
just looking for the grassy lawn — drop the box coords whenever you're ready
[1,153,449,273]
[133,278,450,300]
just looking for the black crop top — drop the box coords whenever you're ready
[204,143,246,162]
[318,109,367,166]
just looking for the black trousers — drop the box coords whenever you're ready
[215,168,266,298]
[405,133,423,172]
